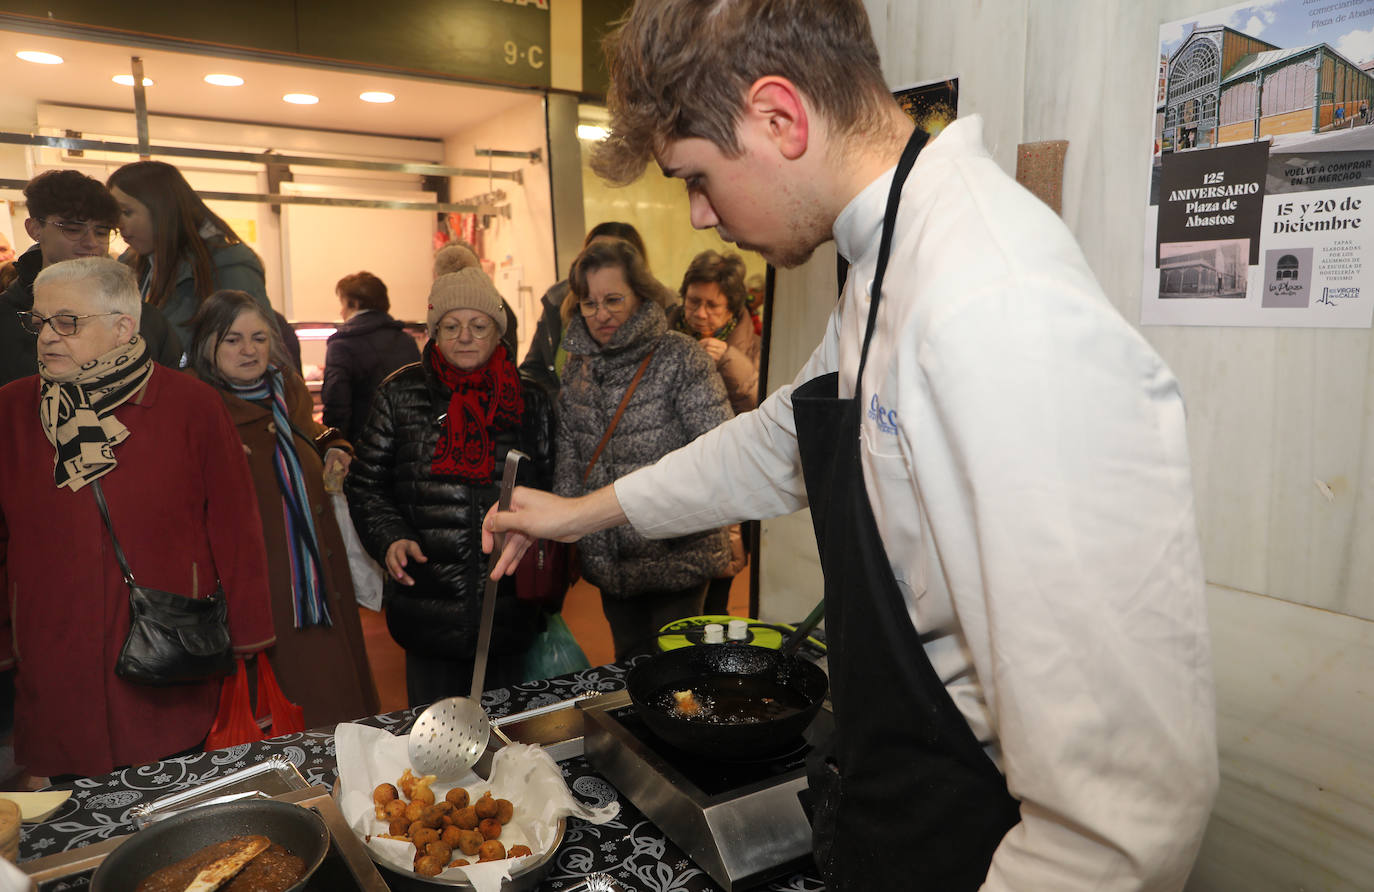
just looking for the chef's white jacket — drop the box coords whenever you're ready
[616,116,1218,890]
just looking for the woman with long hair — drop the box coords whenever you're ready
[190,290,379,727]
[557,238,733,660]
[108,160,272,349]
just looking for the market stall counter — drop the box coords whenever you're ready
[17,658,828,892]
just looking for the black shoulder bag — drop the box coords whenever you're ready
[91,480,234,686]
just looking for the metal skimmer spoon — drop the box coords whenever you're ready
[407,450,526,781]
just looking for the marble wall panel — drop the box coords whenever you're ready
[1191,584,1374,890]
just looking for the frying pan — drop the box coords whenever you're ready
[90,798,329,892]
[626,642,828,760]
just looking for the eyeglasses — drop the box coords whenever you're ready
[42,218,116,242]
[437,318,495,340]
[684,296,728,313]
[16,311,119,336]
[579,294,630,316]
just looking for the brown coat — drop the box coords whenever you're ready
[215,371,380,729]
[667,306,761,415]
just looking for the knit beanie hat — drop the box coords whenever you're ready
[433,242,481,277]
[427,268,507,337]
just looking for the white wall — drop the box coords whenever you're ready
[4,104,446,324]
[443,95,554,361]
[757,1,1374,887]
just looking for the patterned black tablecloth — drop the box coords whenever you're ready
[19,659,826,892]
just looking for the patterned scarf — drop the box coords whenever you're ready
[39,336,154,492]
[229,367,332,629]
[428,343,524,484]
[678,311,738,342]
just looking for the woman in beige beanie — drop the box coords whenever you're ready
[346,268,556,704]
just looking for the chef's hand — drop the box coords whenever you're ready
[699,337,728,363]
[385,539,427,585]
[482,485,629,579]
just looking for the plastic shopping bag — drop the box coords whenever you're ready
[204,658,264,751]
[331,491,383,611]
[523,613,592,682]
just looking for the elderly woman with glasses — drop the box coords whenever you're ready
[557,238,733,661]
[346,269,554,705]
[189,289,379,728]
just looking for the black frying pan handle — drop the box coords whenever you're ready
[780,599,826,657]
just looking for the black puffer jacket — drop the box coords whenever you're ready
[345,344,555,659]
[322,310,421,442]
[557,300,732,597]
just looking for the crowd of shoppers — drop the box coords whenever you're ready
[0,154,756,780]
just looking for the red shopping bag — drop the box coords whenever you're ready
[253,653,305,737]
[204,658,264,751]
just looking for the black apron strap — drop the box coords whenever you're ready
[792,125,1020,890]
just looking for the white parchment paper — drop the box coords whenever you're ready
[335,722,618,892]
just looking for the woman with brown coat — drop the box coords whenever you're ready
[191,289,379,728]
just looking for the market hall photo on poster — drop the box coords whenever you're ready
[1143,0,1374,327]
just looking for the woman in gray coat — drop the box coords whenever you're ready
[558,238,733,660]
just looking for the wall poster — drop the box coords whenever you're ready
[1144,0,1374,327]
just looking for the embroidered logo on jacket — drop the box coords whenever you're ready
[867,394,898,435]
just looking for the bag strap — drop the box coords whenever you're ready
[583,349,655,483]
[91,479,137,586]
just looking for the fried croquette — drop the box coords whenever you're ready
[478,817,502,840]
[494,798,514,824]
[404,800,427,823]
[453,805,479,829]
[411,827,440,850]
[445,787,470,809]
[388,817,409,836]
[455,828,483,856]
[373,782,399,819]
[414,854,445,877]
[508,844,532,858]
[473,792,499,819]
[449,858,470,868]
[425,840,453,864]
[441,825,464,848]
[383,799,407,821]
[477,840,505,862]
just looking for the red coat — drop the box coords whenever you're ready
[0,366,275,778]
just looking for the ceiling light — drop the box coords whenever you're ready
[16,51,63,65]
[283,93,319,105]
[577,124,609,141]
[204,73,244,87]
[359,91,395,104]
[112,75,154,87]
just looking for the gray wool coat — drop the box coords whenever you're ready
[557,300,733,598]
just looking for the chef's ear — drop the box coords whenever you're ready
[744,77,810,161]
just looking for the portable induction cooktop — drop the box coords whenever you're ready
[581,690,832,892]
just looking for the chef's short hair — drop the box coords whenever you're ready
[34,256,142,322]
[593,0,892,185]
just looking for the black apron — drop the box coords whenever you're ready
[796,128,1022,890]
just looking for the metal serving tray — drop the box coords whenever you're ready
[128,755,311,828]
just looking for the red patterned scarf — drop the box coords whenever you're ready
[428,343,524,483]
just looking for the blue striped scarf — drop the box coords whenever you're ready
[230,367,332,628]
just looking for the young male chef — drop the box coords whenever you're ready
[486,2,1218,889]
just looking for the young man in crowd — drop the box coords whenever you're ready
[486,1,1218,889]
[0,170,183,386]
